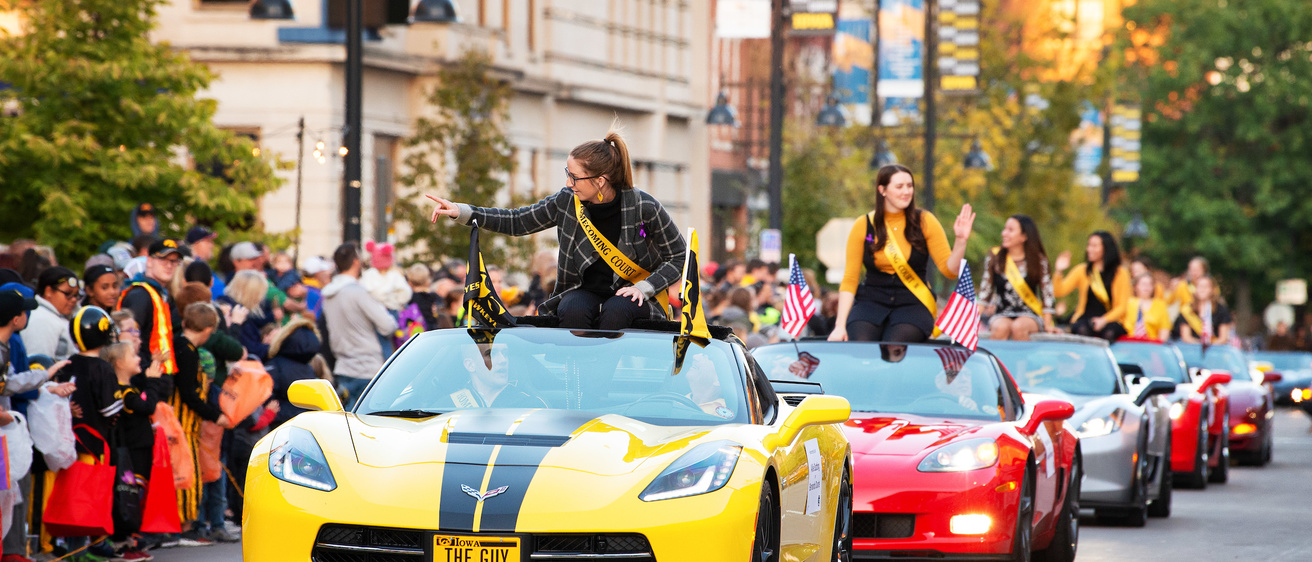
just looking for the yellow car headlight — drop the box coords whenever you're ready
[640,441,742,502]
[269,427,337,492]
[918,439,1000,473]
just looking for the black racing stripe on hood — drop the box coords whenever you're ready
[437,409,600,532]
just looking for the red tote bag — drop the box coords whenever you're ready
[44,426,115,538]
[139,427,181,534]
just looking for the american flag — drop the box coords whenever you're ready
[781,254,816,339]
[935,346,974,377]
[935,261,980,351]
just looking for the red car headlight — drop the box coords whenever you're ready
[918,439,1000,473]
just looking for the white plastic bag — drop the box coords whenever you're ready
[0,412,33,488]
[28,383,76,472]
[0,487,17,538]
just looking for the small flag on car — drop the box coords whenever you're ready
[463,221,517,329]
[780,254,816,340]
[934,261,980,351]
[679,227,711,341]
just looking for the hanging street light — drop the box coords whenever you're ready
[413,0,461,23]
[249,0,294,19]
[963,139,993,171]
[869,139,898,169]
[815,93,846,127]
[1124,212,1150,240]
[706,91,739,126]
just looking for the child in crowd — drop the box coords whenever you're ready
[168,303,230,546]
[100,341,170,560]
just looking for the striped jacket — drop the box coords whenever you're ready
[455,187,687,315]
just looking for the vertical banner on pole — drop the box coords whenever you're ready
[833,19,874,126]
[936,0,980,93]
[1110,104,1142,183]
[878,0,925,125]
[1073,101,1104,188]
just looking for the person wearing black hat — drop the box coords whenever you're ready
[184,227,226,298]
[117,238,184,377]
[27,266,81,361]
[131,202,159,238]
[0,289,67,400]
[83,263,120,311]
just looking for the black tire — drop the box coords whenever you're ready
[1118,433,1150,527]
[1010,464,1036,562]
[751,482,780,562]
[1262,429,1274,465]
[1034,456,1080,562]
[1176,418,1209,489]
[831,468,853,562]
[1148,451,1172,518]
[1209,419,1230,483]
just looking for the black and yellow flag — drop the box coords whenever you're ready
[679,227,711,340]
[463,221,517,328]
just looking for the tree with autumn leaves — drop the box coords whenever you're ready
[0,0,284,264]
[1118,0,1312,328]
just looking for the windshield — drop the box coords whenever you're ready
[752,343,1006,420]
[986,341,1120,396]
[1251,352,1312,373]
[1176,344,1257,383]
[1111,343,1190,384]
[358,329,749,426]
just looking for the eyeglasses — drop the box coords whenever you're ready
[55,288,81,299]
[565,167,604,185]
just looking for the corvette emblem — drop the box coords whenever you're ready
[462,484,509,502]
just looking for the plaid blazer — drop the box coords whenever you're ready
[456,187,688,316]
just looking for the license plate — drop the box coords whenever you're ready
[432,534,520,562]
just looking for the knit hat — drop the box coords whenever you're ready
[365,241,394,270]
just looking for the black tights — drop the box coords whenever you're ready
[1071,316,1127,342]
[848,321,926,343]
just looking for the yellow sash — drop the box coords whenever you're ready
[869,214,943,338]
[1088,266,1110,309]
[574,195,670,318]
[1180,303,1205,336]
[993,247,1043,316]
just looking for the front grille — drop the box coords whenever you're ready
[532,533,655,560]
[312,525,425,562]
[312,525,654,561]
[853,513,915,539]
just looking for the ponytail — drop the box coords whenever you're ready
[569,130,634,190]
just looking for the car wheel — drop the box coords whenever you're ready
[1177,419,1208,489]
[1009,464,1036,562]
[1209,419,1230,483]
[1262,429,1274,465]
[1119,434,1150,527]
[1034,456,1079,562]
[1148,447,1172,518]
[831,468,853,562]
[751,482,780,562]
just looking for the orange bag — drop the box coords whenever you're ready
[198,421,224,484]
[151,404,195,491]
[220,360,274,423]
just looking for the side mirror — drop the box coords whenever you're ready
[288,379,344,413]
[1135,378,1176,407]
[1263,372,1283,384]
[1021,399,1075,436]
[765,395,851,449]
[1198,372,1232,390]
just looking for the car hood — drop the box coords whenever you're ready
[1022,391,1128,425]
[842,413,988,456]
[345,408,719,476]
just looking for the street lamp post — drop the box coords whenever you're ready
[342,0,364,244]
[923,0,938,212]
[766,0,786,232]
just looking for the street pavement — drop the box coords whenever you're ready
[147,409,1312,562]
[1079,407,1312,561]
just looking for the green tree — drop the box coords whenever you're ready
[1117,0,1312,327]
[0,0,283,263]
[395,49,532,270]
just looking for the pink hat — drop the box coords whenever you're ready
[365,241,394,270]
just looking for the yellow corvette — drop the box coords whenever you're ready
[244,323,853,561]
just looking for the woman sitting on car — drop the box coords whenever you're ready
[1052,231,1132,342]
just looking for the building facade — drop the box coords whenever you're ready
[151,0,712,263]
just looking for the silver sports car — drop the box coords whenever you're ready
[985,335,1175,527]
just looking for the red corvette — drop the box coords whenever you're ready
[755,342,1080,562]
[1111,340,1232,488]
[1178,343,1281,466]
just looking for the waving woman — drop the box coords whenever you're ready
[427,131,686,330]
[980,215,1056,340]
[1053,231,1132,342]
[829,164,975,343]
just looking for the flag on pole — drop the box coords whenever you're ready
[780,254,816,339]
[934,261,980,351]
[463,221,517,329]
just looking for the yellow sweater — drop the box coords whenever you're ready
[1054,264,1132,323]
[840,210,955,294]
[1122,298,1171,337]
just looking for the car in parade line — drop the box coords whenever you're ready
[1250,351,1312,406]
[1110,340,1232,488]
[242,321,855,562]
[986,335,1176,527]
[1177,343,1281,466]
[754,341,1082,562]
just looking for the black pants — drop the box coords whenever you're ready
[558,290,647,330]
[1071,316,1127,342]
